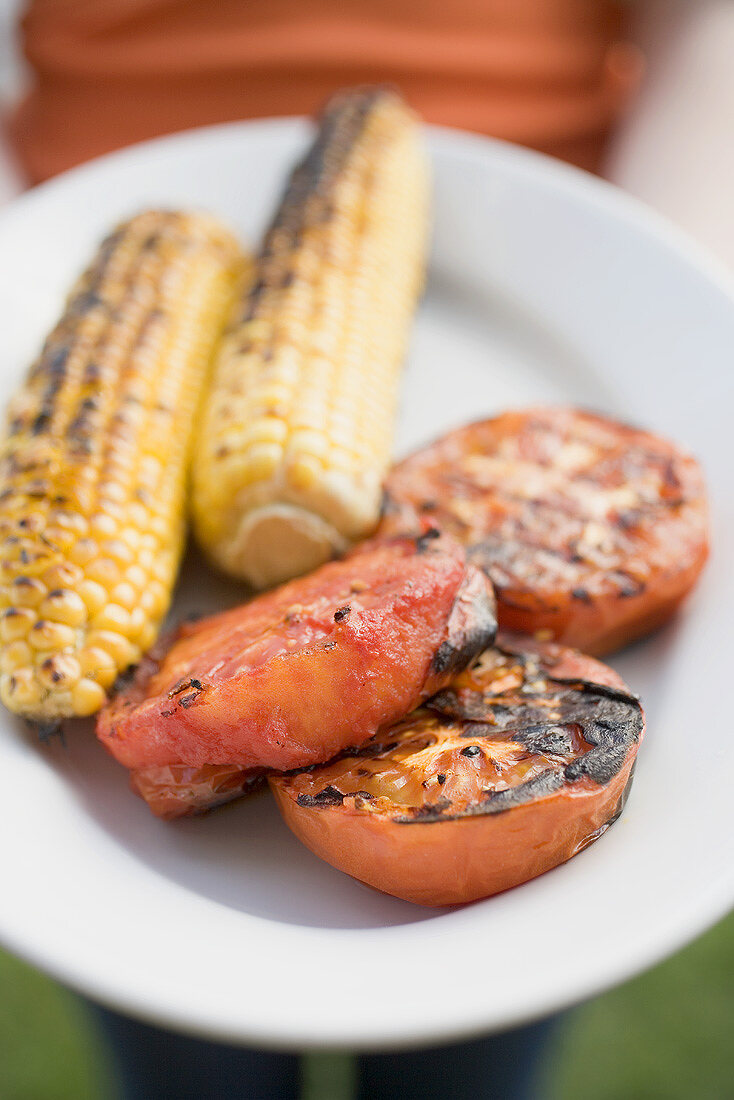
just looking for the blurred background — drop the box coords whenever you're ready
[0,1,733,1097]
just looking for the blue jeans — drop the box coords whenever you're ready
[91,1002,557,1100]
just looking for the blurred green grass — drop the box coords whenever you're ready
[1,913,733,1100]
[0,951,110,1100]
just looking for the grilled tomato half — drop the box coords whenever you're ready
[97,532,496,814]
[271,634,644,906]
[380,407,708,654]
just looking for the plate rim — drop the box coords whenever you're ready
[0,116,732,1049]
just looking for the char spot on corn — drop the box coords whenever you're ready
[192,87,430,588]
[0,210,246,720]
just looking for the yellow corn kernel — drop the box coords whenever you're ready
[8,577,46,608]
[1,669,43,711]
[92,604,132,636]
[139,580,168,619]
[78,646,118,690]
[28,620,76,651]
[192,87,429,588]
[102,539,134,566]
[85,630,137,670]
[0,639,32,674]
[137,621,157,654]
[69,539,97,567]
[0,210,246,720]
[89,514,118,539]
[125,564,147,590]
[77,580,109,617]
[41,562,84,591]
[287,456,322,492]
[111,582,138,610]
[39,590,87,628]
[0,607,36,643]
[86,558,121,589]
[71,678,107,717]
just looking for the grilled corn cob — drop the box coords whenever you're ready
[0,210,244,721]
[192,87,430,588]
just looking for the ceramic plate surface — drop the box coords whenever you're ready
[0,119,732,1049]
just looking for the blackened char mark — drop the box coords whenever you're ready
[379,487,399,520]
[604,761,636,828]
[428,691,563,730]
[400,798,452,822]
[402,669,643,824]
[513,724,574,757]
[430,568,497,677]
[415,527,441,553]
[168,677,205,698]
[546,676,642,707]
[428,689,493,721]
[296,784,345,808]
[254,89,388,275]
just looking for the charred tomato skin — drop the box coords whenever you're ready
[380,407,709,655]
[270,635,644,906]
[97,532,496,784]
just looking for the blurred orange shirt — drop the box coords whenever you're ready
[9,0,640,183]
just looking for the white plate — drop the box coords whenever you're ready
[0,119,732,1051]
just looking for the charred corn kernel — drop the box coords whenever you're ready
[0,210,245,720]
[193,87,429,588]
[37,654,82,691]
[1,670,42,711]
[42,527,76,552]
[39,590,87,628]
[41,563,83,591]
[1,608,35,642]
[28,620,76,650]
[9,577,46,607]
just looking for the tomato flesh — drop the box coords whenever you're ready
[380,407,709,654]
[271,635,644,905]
[130,764,265,819]
[98,533,497,805]
[297,703,593,815]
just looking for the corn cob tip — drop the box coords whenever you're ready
[192,85,429,588]
[213,504,349,590]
